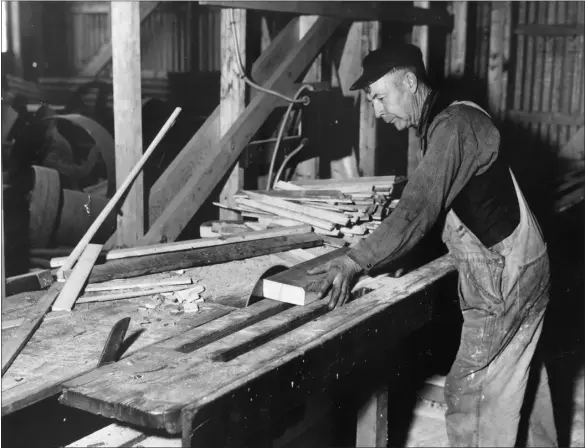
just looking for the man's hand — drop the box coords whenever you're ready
[306,254,364,310]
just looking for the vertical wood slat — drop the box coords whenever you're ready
[358,21,380,177]
[111,1,144,246]
[487,1,511,119]
[408,1,430,176]
[445,1,468,78]
[219,8,246,220]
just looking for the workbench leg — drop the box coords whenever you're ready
[356,386,389,447]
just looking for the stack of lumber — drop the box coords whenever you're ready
[216,176,405,238]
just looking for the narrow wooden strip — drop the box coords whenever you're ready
[236,198,336,231]
[514,23,585,36]
[245,191,350,226]
[508,110,585,126]
[85,277,193,292]
[273,180,306,191]
[76,285,191,305]
[52,244,103,312]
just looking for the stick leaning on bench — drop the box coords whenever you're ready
[1,108,181,377]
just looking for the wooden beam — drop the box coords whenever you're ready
[80,2,159,77]
[356,387,389,447]
[111,1,144,247]
[148,19,301,227]
[87,233,324,284]
[8,1,22,76]
[51,244,103,312]
[445,1,468,78]
[359,21,380,177]
[408,1,430,176]
[5,270,54,297]
[487,1,511,119]
[514,23,585,36]
[219,9,247,221]
[294,16,322,181]
[141,17,342,244]
[200,1,454,28]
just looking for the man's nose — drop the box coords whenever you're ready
[372,103,383,118]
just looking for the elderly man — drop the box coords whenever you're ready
[307,43,557,447]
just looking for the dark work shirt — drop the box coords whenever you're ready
[347,96,519,273]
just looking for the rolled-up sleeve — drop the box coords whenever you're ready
[346,112,487,273]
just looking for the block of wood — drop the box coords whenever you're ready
[262,248,348,305]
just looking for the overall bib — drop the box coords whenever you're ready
[441,101,558,447]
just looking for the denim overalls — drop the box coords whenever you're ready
[441,101,558,447]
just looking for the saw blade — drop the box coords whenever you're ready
[98,317,131,367]
[245,265,289,307]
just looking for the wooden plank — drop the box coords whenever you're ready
[199,1,454,28]
[51,226,312,265]
[8,1,22,76]
[52,244,103,312]
[514,23,585,36]
[5,270,54,297]
[141,17,342,244]
[356,387,389,447]
[238,189,348,200]
[359,21,380,177]
[262,248,347,305]
[294,15,321,181]
[111,1,144,247]
[291,175,398,190]
[488,1,511,119]
[445,1,468,78]
[76,285,191,305]
[507,110,585,127]
[236,198,336,230]
[84,277,194,292]
[1,284,62,376]
[219,8,247,221]
[408,1,430,176]
[244,192,350,226]
[86,233,324,284]
[67,423,182,447]
[80,2,160,77]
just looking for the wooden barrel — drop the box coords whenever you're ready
[28,165,61,248]
[54,189,117,246]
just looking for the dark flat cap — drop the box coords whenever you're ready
[350,43,424,91]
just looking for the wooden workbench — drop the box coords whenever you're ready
[2,245,456,447]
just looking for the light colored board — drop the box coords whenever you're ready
[273,180,307,191]
[262,248,346,305]
[67,423,181,447]
[141,17,342,244]
[244,191,349,226]
[236,198,335,231]
[359,21,380,177]
[408,0,430,176]
[111,1,144,247]
[84,277,194,292]
[75,285,191,305]
[52,244,103,312]
[488,1,511,118]
[219,8,247,221]
[446,1,468,78]
[79,2,160,77]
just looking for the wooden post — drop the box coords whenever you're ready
[445,1,468,78]
[408,1,430,176]
[111,2,144,247]
[359,21,380,177]
[9,1,22,76]
[356,387,389,447]
[488,1,512,119]
[219,8,246,220]
[294,16,321,181]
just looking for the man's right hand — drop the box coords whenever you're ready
[305,254,364,310]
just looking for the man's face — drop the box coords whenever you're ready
[365,70,417,131]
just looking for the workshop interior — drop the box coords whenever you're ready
[1,1,583,447]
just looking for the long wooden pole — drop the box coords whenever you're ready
[56,108,181,279]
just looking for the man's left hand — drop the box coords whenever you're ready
[306,254,364,310]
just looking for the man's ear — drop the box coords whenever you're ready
[403,71,418,93]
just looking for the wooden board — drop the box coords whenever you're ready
[262,248,347,305]
[58,255,455,438]
[199,1,453,27]
[85,233,324,284]
[52,244,103,312]
[142,17,342,244]
[5,270,54,296]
